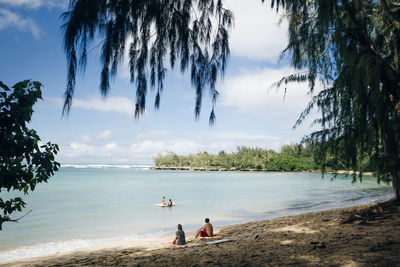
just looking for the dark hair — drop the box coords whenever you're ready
[169,199,172,201]
[205,218,210,223]
[177,224,183,230]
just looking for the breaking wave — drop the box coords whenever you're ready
[61,164,152,170]
[0,230,169,264]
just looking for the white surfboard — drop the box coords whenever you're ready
[154,202,176,207]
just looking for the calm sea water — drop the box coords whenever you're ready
[0,165,393,263]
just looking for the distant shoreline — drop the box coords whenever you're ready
[151,165,374,176]
[151,165,274,172]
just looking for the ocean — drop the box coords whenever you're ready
[0,165,393,263]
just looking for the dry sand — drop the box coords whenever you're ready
[6,200,400,267]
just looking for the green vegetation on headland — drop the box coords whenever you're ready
[153,142,371,172]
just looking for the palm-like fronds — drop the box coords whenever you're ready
[62,0,233,124]
[272,0,400,191]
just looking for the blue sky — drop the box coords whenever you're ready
[0,0,319,164]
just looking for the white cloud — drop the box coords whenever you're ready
[213,131,284,142]
[98,130,112,139]
[59,139,204,164]
[136,130,169,140]
[0,0,67,9]
[73,96,135,115]
[69,131,115,147]
[203,131,290,153]
[0,8,41,38]
[69,142,94,155]
[58,137,291,164]
[74,134,92,144]
[219,67,315,114]
[104,142,116,149]
[57,129,296,164]
[118,1,287,79]
[227,0,288,61]
[130,140,202,155]
[47,96,135,115]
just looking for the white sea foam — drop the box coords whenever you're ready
[61,164,152,170]
[0,239,104,263]
[0,231,171,264]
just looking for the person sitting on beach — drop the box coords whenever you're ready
[172,224,186,245]
[167,199,173,206]
[195,218,214,238]
[162,196,166,206]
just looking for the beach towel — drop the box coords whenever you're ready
[169,238,231,248]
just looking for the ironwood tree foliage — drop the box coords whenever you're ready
[62,0,233,124]
[269,0,400,199]
[0,80,60,230]
[63,0,400,199]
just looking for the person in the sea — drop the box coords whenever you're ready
[195,218,214,238]
[162,196,166,206]
[167,199,173,206]
[172,224,186,245]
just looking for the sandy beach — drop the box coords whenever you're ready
[5,200,400,267]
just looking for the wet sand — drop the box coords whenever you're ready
[6,200,400,266]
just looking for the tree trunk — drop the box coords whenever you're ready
[391,170,400,200]
[381,131,400,200]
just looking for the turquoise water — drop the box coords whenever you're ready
[0,165,393,262]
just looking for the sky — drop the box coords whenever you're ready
[0,0,320,164]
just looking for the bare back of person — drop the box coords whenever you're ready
[195,218,214,238]
[204,222,213,237]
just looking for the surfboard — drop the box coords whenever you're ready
[205,238,232,244]
[154,202,176,207]
[197,234,225,241]
[169,238,231,248]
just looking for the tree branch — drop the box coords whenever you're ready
[9,210,32,222]
[340,0,400,85]
[380,0,400,32]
